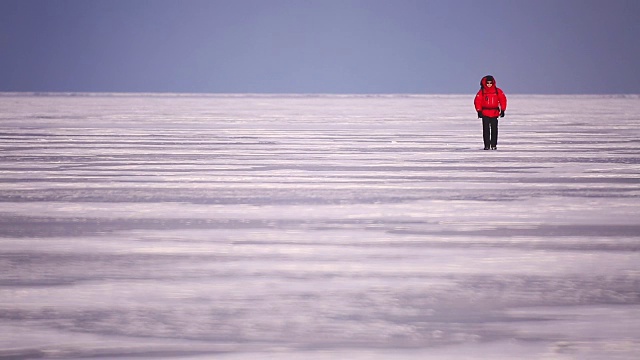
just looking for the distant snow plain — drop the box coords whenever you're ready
[0,93,639,359]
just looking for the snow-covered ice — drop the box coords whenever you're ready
[1,93,639,359]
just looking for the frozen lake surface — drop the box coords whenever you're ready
[1,94,639,359]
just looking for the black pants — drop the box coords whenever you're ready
[482,117,498,148]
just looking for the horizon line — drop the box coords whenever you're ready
[1,91,639,97]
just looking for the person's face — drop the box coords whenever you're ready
[486,80,493,87]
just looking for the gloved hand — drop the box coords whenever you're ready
[477,111,482,118]
[500,110,505,118]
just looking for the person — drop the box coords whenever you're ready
[474,75,507,150]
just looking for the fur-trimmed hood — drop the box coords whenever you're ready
[480,75,496,89]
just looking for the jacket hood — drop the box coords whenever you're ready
[481,75,496,88]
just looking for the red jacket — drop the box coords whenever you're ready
[474,77,507,118]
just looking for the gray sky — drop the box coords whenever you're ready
[1,0,639,94]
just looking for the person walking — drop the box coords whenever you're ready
[474,75,507,150]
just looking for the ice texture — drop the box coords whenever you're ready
[0,93,639,359]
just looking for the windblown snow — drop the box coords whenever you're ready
[1,93,639,359]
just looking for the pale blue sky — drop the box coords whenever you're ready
[1,0,639,94]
